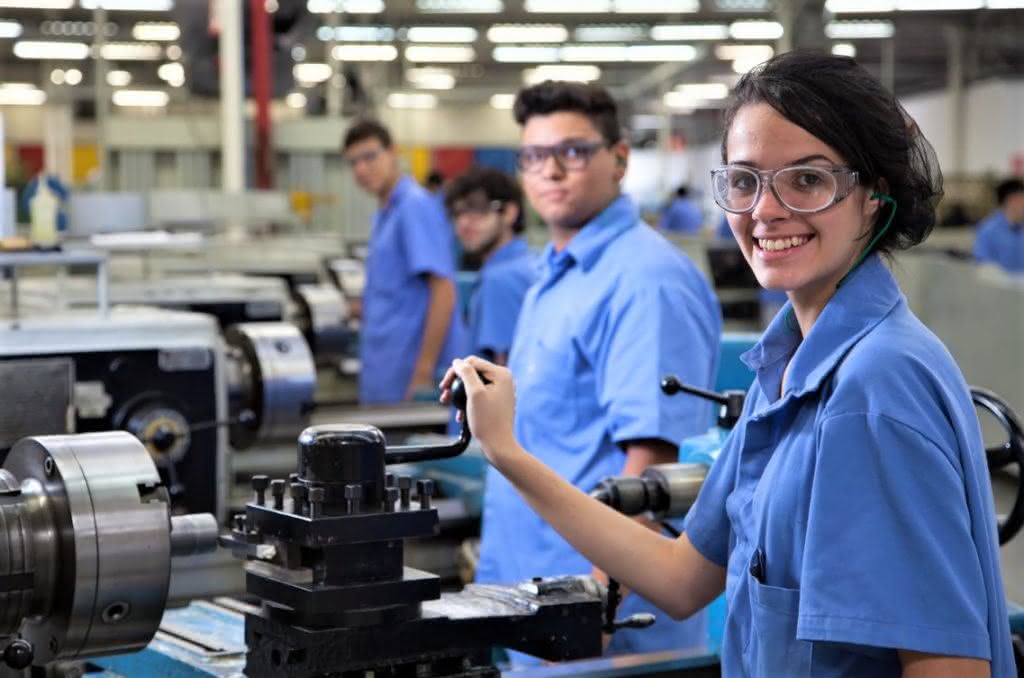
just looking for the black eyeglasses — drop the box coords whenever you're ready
[450,199,502,221]
[710,164,860,214]
[515,140,610,174]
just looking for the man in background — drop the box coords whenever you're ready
[343,120,464,402]
[445,166,536,365]
[658,184,704,235]
[974,178,1024,274]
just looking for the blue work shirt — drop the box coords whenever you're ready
[360,176,465,403]
[683,254,1013,677]
[974,210,1024,273]
[465,236,537,359]
[477,195,723,658]
[659,196,705,235]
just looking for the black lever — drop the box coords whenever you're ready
[972,386,1024,545]
[661,375,745,431]
[384,373,490,465]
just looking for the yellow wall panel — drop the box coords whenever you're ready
[72,145,99,185]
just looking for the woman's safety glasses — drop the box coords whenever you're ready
[710,165,860,214]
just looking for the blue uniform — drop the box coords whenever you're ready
[974,210,1024,273]
[659,196,704,235]
[477,195,723,658]
[465,237,537,359]
[360,176,465,403]
[683,255,1013,676]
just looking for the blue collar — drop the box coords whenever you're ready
[484,237,529,271]
[541,194,638,275]
[741,254,903,401]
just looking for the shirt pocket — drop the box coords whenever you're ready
[743,569,812,678]
[515,342,578,436]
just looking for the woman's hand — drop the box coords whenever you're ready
[439,356,518,467]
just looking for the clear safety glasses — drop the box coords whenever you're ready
[710,165,861,214]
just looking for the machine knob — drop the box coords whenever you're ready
[2,639,33,670]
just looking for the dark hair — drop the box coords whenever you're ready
[426,171,445,189]
[513,81,621,145]
[343,119,392,151]
[721,51,943,256]
[444,166,525,233]
[675,185,690,198]
[995,178,1024,205]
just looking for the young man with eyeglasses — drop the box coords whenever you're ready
[342,119,464,403]
[471,81,722,661]
[445,167,537,365]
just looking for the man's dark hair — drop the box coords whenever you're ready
[995,178,1024,206]
[722,50,943,257]
[445,166,525,233]
[343,119,392,151]
[513,81,621,145]
[426,171,445,190]
[675,185,690,198]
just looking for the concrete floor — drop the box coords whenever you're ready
[994,472,1024,603]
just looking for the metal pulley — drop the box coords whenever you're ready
[292,283,350,365]
[0,431,218,668]
[224,322,317,450]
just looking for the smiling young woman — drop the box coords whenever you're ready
[441,51,1013,677]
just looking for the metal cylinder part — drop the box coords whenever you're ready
[224,322,316,449]
[293,283,348,364]
[643,463,708,520]
[0,431,218,665]
[170,513,220,558]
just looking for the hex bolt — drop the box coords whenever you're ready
[290,482,307,515]
[398,476,412,510]
[344,484,363,515]
[270,479,286,510]
[385,487,399,513]
[233,513,246,533]
[308,487,325,519]
[416,479,434,510]
[251,475,269,506]
[385,472,396,488]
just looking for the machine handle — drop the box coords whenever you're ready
[384,374,489,465]
[661,375,746,431]
[972,387,1024,545]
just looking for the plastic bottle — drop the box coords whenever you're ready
[29,179,60,247]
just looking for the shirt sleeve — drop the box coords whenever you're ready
[680,430,742,567]
[593,274,719,446]
[474,272,525,357]
[399,195,455,279]
[796,411,991,659]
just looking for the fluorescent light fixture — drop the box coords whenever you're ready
[112,89,169,107]
[0,20,22,39]
[824,0,895,11]
[317,25,394,41]
[493,45,560,62]
[825,20,895,38]
[715,44,774,61]
[107,69,132,86]
[574,24,645,42]
[405,26,478,42]
[627,44,698,61]
[651,23,728,40]
[523,64,601,84]
[293,62,332,84]
[732,58,763,74]
[14,40,90,60]
[729,20,784,40]
[831,42,857,57]
[387,92,438,109]
[674,83,729,99]
[987,0,1024,7]
[716,0,770,8]
[417,0,503,11]
[64,67,83,85]
[405,66,456,89]
[488,23,568,43]
[286,92,307,109]
[50,69,65,85]
[307,0,385,12]
[157,61,184,87]
[490,93,515,109]
[614,0,698,11]
[132,22,180,41]
[404,45,475,62]
[332,44,398,61]
[896,0,981,7]
[561,44,628,62]
[525,0,611,11]
[0,84,46,105]
[80,0,173,9]
[166,44,181,59]
[664,88,727,109]
[0,0,71,7]
[101,42,164,60]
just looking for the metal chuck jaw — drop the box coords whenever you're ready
[0,432,218,669]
